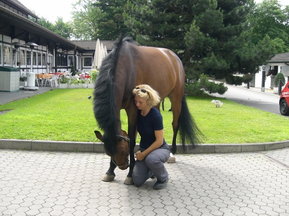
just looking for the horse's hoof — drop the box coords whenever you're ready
[102,174,115,182]
[124,177,133,185]
[167,153,176,163]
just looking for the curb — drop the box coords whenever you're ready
[0,139,289,154]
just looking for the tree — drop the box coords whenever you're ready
[69,0,289,89]
[124,0,190,51]
[71,0,102,40]
[54,18,73,39]
[72,0,130,40]
[94,0,131,40]
[37,17,55,31]
[184,0,257,81]
[36,17,72,39]
[124,0,258,84]
[228,0,289,87]
[249,0,289,48]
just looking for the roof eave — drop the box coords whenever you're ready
[0,5,85,51]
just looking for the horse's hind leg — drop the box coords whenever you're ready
[102,159,117,182]
[167,94,182,163]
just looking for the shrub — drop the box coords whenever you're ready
[90,69,99,82]
[185,82,204,96]
[59,75,69,84]
[186,74,228,96]
[225,75,243,85]
[274,73,286,95]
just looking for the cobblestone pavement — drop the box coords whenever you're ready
[0,148,288,216]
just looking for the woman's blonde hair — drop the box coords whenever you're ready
[132,84,161,107]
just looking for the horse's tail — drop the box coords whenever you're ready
[179,96,202,151]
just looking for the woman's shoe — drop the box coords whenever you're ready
[153,178,168,190]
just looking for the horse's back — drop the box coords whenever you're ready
[133,45,185,98]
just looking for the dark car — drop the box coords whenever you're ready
[279,81,289,115]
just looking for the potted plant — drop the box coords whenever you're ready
[274,73,285,95]
[58,75,69,88]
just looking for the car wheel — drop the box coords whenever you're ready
[279,98,289,116]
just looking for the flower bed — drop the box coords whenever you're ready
[58,70,97,89]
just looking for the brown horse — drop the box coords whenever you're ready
[93,37,201,184]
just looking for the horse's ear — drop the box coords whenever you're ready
[94,130,103,141]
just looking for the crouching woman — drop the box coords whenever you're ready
[132,84,170,190]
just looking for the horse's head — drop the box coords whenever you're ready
[94,130,129,170]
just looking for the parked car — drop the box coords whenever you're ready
[279,81,289,115]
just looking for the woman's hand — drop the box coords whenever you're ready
[135,130,164,161]
[135,150,145,161]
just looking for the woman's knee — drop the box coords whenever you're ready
[145,149,170,166]
[132,163,147,187]
[132,174,145,187]
[145,154,160,167]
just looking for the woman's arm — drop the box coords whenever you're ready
[135,130,164,161]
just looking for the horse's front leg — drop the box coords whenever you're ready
[124,140,135,185]
[102,159,117,182]
[124,104,137,185]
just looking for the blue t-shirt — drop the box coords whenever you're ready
[137,107,168,150]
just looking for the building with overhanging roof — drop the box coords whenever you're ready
[0,0,113,77]
[252,52,289,91]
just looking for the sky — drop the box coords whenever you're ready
[255,0,288,6]
[19,0,79,23]
[19,0,288,24]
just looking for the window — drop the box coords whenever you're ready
[83,57,92,67]
[26,51,31,65]
[42,53,46,65]
[48,54,53,66]
[33,52,37,65]
[62,55,68,66]
[3,46,12,65]
[68,55,74,66]
[12,49,17,66]
[38,53,41,65]
[20,49,25,65]
[56,54,68,66]
[0,45,2,64]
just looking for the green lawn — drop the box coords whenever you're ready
[1,88,289,144]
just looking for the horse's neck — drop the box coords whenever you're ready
[115,58,136,109]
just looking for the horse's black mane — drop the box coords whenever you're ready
[93,36,134,155]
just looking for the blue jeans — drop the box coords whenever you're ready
[132,147,170,187]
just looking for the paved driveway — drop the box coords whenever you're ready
[0,88,51,105]
[211,85,280,115]
[0,149,288,216]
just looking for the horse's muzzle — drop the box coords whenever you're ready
[118,164,129,170]
[112,158,129,170]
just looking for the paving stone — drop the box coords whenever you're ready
[13,212,27,216]
[0,149,288,216]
